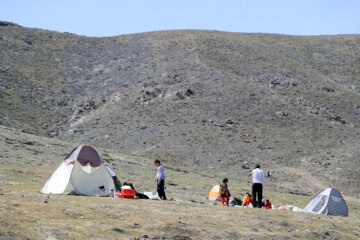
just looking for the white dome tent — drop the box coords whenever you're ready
[304,188,348,217]
[41,145,115,196]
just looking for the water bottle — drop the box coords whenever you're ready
[99,186,105,197]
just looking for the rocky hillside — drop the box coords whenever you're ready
[1,22,359,196]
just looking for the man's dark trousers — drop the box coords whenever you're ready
[157,179,167,200]
[252,183,263,208]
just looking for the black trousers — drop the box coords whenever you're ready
[157,179,167,200]
[252,183,263,208]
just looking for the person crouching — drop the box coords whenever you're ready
[263,198,272,209]
[220,178,231,206]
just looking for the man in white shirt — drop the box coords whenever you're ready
[252,164,265,208]
[155,159,167,200]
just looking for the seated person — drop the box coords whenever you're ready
[233,197,242,206]
[122,182,149,199]
[263,198,272,209]
[242,193,254,207]
[121,182,133,189]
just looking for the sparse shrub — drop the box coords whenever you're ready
[113,227,126,233]
[280,220,290,227]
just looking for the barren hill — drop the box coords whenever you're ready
[1,22,359,196]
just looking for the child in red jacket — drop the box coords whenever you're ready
[242,193,254,207]
[263,198,272,209]
[220,178,231,206]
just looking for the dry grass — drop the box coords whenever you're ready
[0,125,359,239]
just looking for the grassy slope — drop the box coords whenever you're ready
[1,25,360,198]
[0,124,359,240]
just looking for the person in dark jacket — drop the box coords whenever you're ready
[220,178,231,206]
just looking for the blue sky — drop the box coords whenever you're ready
[1,0,359,36]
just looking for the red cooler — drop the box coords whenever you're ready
[121,188,135,199]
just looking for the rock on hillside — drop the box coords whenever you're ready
[0,23,359,196]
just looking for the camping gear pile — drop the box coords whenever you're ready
[116,186,136,199]
[276,188,349,217]
[206,184,348,217]
[41,145,159,199]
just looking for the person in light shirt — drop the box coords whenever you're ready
[252,164,265,208]
[154,159,167,200]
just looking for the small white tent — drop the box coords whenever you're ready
[304,188,348,217]
[41,145,115,196]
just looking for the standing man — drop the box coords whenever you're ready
[155,159,167,200]
[252,164,265,208]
